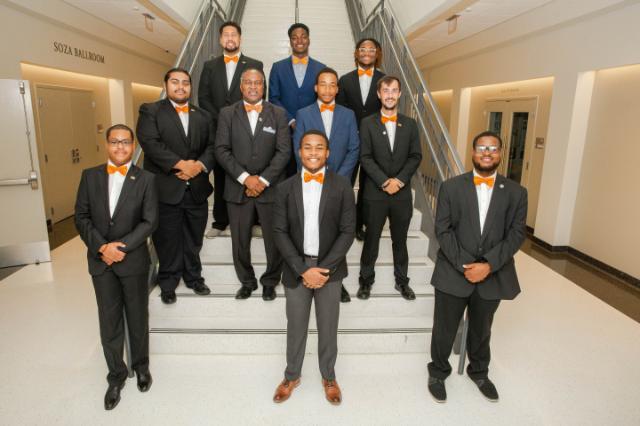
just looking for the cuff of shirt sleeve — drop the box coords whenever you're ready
[259,176,270,187]
[237,172,249,185]
[288,118,296,126]
[197,161,208,173]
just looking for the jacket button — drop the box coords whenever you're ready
[109,221,114,226]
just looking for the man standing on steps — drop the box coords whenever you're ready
[199,21,264,239]
[337,38,385,243]
[358,76,422,301]
[269,22,326,177]
[427,131,528,404]
[293,67,360,303]
[137,68,215,305]
[215,67,290,301]
[75,124,157,410]
[272,130,355,405]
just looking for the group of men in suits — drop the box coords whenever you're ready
[74,18,527,409]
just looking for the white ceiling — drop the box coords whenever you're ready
[63,0,186,54]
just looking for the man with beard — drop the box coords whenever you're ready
[199,21,263,238]
[427,131,528,403]
[137,68,215,304]
[337,38,385,242]
[358,76,422,301]
[215,67,290,301]
[269,23,326,177]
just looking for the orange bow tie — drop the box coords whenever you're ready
[304,172,324,184]
[107,164,128,176]
[292,56,308,65]
[474,176,495,188]
[224,55,239,64]
[358,68,373,77]
[320,103,335,112]
[175,105,189,114]
[381,115,397,124]
[244,103,263,113]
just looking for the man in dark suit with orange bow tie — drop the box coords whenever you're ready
[75,124,158,410]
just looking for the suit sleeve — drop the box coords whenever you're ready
[483,187,528,273]
[136,103,182,173]
[260,107,292,183]
[197,111,216,171]
[214,108,247,180]
[318,180,356,273]
[268,64,292,122]
[359,120,389,186]
[434,182,479,273]
[396,120,422,184]
[292,110,306,170]
[272,183,309,277]
[74,170,107,257]
[119,175,159,252]
[336,110,360,177]
[197,62,217,125]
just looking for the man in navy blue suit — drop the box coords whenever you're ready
[269,22,326,176]
[292,67,359,303]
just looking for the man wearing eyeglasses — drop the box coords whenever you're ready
[75,124,158,410]
[427,131,528,403]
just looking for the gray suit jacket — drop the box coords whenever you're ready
[431,172,528,300]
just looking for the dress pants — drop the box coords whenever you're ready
[227,198,283,288]
[350,162,366,233]
[211,163,229,230]
[359,197,413,286]
[284,257,342,381]
[153,189,208,293]
[92,270,149,386]
[428,288,500,380]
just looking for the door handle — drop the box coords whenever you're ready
[0,170,38,190]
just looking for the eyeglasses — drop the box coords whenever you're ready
[107,139,134,147]
[358,48,377,54]
[474,145,500,154]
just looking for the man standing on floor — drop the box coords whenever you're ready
[75,124,158,410]
[293,66,360,303]
[272,130,355,405]
[199,21,264,239]
[337,38,385,242]
[427,131,528,403]
[358,76,422,301]
[269,22,326,177]
[137,68,215,304]
[215,67,290,301]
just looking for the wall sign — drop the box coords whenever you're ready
[53,42,105,64]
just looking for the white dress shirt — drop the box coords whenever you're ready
[292,56,308,88]
[302,166,325,256]
[224,52,240,90]
[473,169,497,234]
[169,99,189,136]
[358,67,373,104]
[108,160,131,218]
[237,101,270,187]
[318,100,334,138]
[381,111,397,152]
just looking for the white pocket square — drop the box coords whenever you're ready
[263,126,276,134]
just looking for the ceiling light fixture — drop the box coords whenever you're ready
[446,14,460,34]
[142,12,155,32]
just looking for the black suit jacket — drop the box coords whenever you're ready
[75,164,159,277]
[431,172,528,300]
[136,98,215,205]
[359,112,422,201]
[336,68,385,127]
[214,101,290,204]
[198,53,264,127]
[273,171,356,288]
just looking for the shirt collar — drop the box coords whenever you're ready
[169,99,189,109]
[243,100,263,107]
[473,169,497,180]
[381,111,398,119]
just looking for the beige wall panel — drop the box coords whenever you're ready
[430,90,452,131]
[132,83,163,127]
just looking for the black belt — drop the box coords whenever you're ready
[303,255,318,260]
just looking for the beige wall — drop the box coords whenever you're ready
[132,83,163,127]
[430,90,452,131]
[571,64,640,278]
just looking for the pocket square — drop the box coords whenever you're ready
[263,126,276,134]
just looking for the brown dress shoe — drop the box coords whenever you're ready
[322,379,342,405]
[273,378,300,403]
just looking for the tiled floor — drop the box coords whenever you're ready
[0,237,639,425]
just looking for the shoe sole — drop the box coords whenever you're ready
[273,380,300,403]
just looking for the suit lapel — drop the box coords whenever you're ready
[329,106,340,141]
[392,114,407,155]
[293,175,304,231]
[188,106,198,149]
[111,165,139,219]
[228,55,246,94]
[374,113,393,156]
[162,99,188,143]
[300,58,315,90]
[463,173,482,239]
[318,171,331,223]
[480,174,506,241]
[253,102,267,141]
[214,56,228,93]
[350,71,365,108]
[98,165,110,220]
[286,58,298,88]
[310,103,325,134]
[366,70,383,107]
[234,102,254,139]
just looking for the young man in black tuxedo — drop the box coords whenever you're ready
[198,21,264,238]
[137,68,216,304]
[358,76,422,301]
[427,131,528,403]
[271,130,355,405]
[75,124,158,410]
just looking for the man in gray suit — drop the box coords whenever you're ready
[215,67,290,301]
[271,130,356,405]
[427,131,528,403]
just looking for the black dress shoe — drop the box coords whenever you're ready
[470,377,499,402]
[235,286,256,300]
[355,229,366,241]
[136,371,153,392]
[104,382,125,410]
[187,281,211,296]
[340,285,351,303]
[160,291,176,304]
[428,376,446,403]
[394,283,416,300]
[356,284,371,300]
[262,286,276,301]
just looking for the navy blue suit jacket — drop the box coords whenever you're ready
[292,102,360,178]
[268,56,326,123]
